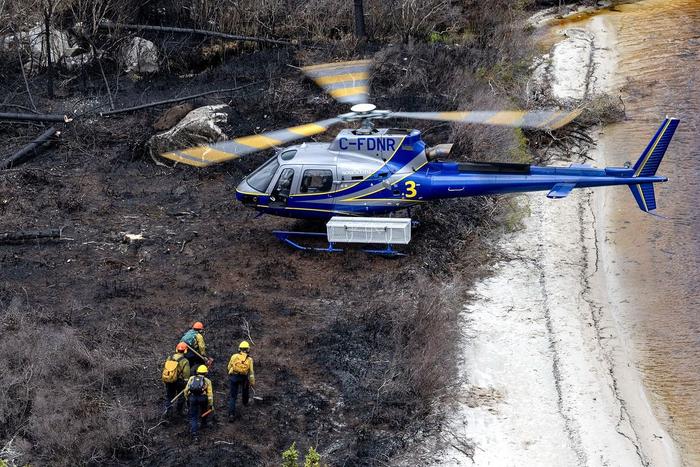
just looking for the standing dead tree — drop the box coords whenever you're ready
[42,0,57,98]
[354,0,367,39]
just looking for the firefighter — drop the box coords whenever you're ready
[184,365,214,439]
[180,321,207,369]
[161,342,190,416]
[227,340,255,422]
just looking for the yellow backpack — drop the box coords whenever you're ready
[230,353,251,375]
[162,354,182,383]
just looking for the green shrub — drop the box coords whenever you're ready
[427,31,446,43]
[304,447,321,467]
[282,442,299,467]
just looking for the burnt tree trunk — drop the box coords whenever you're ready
[0,127,59,170]
[0,229,62,244]
[0,113,71,122]
[354,0,367,39]
[98,21,297,47]
[43,1,54,98]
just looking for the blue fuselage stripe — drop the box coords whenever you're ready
[235,156,668,219]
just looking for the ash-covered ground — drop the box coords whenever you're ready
[0,1,575,464]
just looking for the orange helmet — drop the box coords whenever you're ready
[192,322,204,330]
[176,342,187,352]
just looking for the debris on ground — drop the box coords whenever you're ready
[148,104,230,157]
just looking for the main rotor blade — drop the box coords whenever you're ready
[301,60,371,105]
[160,117,342,167]
[389,109,582,130]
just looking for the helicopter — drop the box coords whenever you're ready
[160,59,679,219]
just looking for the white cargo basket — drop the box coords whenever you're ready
[326,217,411,245]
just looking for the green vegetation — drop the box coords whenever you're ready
[427,31,447,44]
[282,442,299,467]
[282,443,322,467]
[303,447,321,467]
[509,128,532,164]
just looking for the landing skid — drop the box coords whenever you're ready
[272,230,406,257]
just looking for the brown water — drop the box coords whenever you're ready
[554,0,700,464]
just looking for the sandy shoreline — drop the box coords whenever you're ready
[405,10,682,467]
[426,182,678,466]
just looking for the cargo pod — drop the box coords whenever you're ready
[272,217,412,257]
[326,217,411,245]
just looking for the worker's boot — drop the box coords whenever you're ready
[228,414,235,423]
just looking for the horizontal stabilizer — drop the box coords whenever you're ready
[547,183,576,199]
[629,183,656,212]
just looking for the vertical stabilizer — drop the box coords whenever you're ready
[632,118,679,177]
[628,118,679,212]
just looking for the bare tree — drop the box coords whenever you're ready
[353,0,366,39]
[42,0,56,97]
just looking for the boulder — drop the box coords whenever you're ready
[148,104,230,157]
[122,37,159,74]
[2,25,79,71]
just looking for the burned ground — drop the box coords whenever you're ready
[0,144,489,465]
[0,1,573,465]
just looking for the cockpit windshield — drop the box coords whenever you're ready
[246,156,280,192]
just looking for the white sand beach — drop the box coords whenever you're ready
[406,11,682,467]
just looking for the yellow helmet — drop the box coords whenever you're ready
[239,341,250,350]
[196,365,208,374]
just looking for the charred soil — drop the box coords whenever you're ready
[0,1,570,465]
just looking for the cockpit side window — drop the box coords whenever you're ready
[272,168,295,200]
[246,157,280,192]
[300,169,333,193]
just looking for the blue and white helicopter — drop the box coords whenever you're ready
[161,60,678,220]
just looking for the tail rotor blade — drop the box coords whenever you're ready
[389,109,582,130]
[301,60,372,105]
[160,117,342,167]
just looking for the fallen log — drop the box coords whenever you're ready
[99,81,263,116]
[0,112,72,123]
[99,21,298,47]
[0,127,59,170]
[0,229,62,244]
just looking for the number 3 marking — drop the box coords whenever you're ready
[405,180,417,198]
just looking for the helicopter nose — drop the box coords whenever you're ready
[235,179,259,205]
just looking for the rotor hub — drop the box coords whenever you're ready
[350,103,377,114]
[339,104,392,126]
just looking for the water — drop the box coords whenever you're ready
[554,1,700,463]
